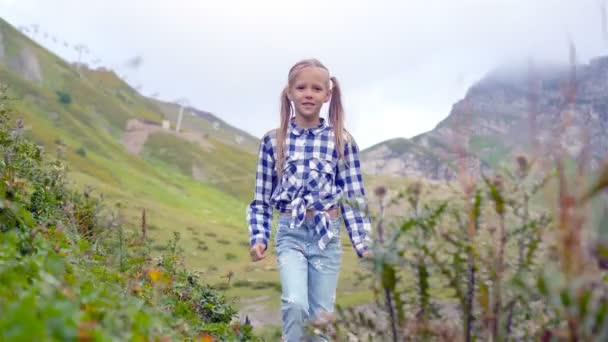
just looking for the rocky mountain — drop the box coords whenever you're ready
[361,56,608,180]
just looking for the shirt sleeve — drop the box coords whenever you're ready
[246,134,276,250]
[335,137,372,257]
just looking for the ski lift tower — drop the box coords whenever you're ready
[175,97,189,133]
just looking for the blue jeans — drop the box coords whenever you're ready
[275,215,342,341]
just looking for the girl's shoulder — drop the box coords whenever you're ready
[261,129,279,144]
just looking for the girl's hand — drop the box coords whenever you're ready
[249,243,266,262]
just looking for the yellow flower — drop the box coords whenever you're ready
[147,268,163,283]
[199,334,214,342]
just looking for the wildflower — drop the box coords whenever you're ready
[199,333,214,342]
[374,185,387,199]
[147,268,162,283]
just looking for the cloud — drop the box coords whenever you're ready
[0,0,604,148]
[0,0,18,6]
[0,0,34,10]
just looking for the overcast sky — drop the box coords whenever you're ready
[0,0,604,148]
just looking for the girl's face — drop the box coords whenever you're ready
[288,66,331,121]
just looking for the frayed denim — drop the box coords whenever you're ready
[275,215,342,341]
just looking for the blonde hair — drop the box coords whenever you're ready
[276,58,346,174]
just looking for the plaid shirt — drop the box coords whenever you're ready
[246,118,372,257]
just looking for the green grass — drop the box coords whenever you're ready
[0,17,394,327]
[142,131,256,201]
[468,135,512,168]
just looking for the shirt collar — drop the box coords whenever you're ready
[289,117,329,136]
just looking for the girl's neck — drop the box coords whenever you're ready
[294,113,321,128]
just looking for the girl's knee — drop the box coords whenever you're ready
[281,295,308,311]
[281,294,309,313]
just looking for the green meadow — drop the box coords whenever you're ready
[0,17,379,331]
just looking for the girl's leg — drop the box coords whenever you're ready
[308,218,342,337]
[276,218,310,341]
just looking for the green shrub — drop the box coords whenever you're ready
[321,157,608,341]
[56,90,72,105]
[0,84,258,341]
[75,146,86,157]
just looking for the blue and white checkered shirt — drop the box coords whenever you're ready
[246,118,372,257]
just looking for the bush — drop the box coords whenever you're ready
[75,147,86,157]
[319,157,608,341]
[0,84,258,341]
[56,90,72,105]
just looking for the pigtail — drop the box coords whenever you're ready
[329,76,346,160]
[276,87,292,176]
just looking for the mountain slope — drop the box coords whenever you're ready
[0,17,377,317]
[0,16,257,275]
[362,56,608,179]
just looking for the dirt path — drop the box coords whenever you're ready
[236,297,461,337]
[236,296,281,327]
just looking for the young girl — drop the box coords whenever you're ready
[246,58,372,341]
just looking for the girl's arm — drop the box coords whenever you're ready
[246,133,276,251]
[336,137,373,257]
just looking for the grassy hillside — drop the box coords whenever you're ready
[0,17,378,332]
[152,99,259,154]
[142,132,257,201]
[0,89,258,340]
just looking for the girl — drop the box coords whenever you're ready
[246,58,372,341]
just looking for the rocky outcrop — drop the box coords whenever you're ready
[0,30,6,65]
[18,47,42,82]
[362,56,608,179]
[363,139,449,180]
